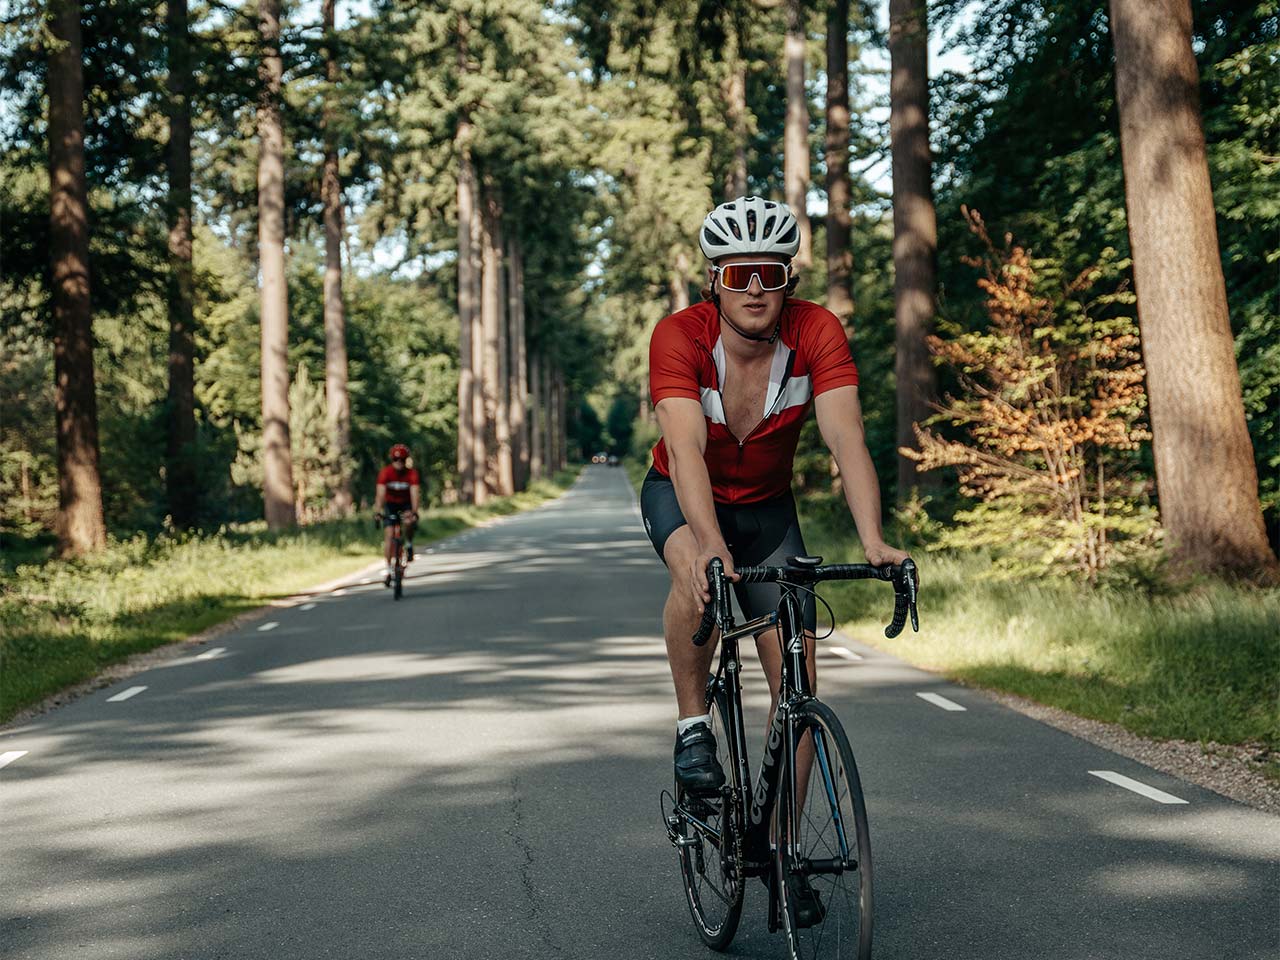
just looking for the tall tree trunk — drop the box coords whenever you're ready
[723,19,748,199]
[257,0,295,529]
[469,187,487,503]
[784,0,812,268]
[321,0,351,514]
[557,369,568,469]
[547,362,559,473]
[455,17,476,504]
[1109,0,1277,576]
[530,350,543,481]
[508,234,529,490]
[48,0,106,555]
[479,184,503,497]
[825,0,854,326]
[165,0,197,528]
[669,249,691,313]
[889,0,939,500]
[489,196,513,496]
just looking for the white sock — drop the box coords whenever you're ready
[677,713,712,736]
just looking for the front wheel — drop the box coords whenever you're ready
[393,540,404,600]
[675,679,744,951]
[775,699,873,960]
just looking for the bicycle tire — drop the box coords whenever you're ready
[775,699,873,960]
[676,678,745,951]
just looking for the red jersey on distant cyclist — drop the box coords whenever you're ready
[377,465,420,507]
[649,299,858,504]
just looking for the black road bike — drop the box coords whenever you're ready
[377,510,409,600]
[663,555,919,960]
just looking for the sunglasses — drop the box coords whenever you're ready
[714,261,791,293]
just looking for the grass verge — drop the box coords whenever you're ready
[797,495,1280,751]
[0,468,580,723]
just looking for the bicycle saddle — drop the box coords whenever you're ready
[785,555,823,568]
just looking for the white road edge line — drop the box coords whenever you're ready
[107,686,147,702]
[195,647,226,660]
[257,621,279,632]
[829,646,863,661]
[299,602,317,611]
[917,692,966,712]
[0,751,29,769]
[1089,770,1189,804]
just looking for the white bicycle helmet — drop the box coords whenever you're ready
[699,196,800,261]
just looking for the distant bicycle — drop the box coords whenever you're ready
[376,510,411,600]
[663,555,919,960]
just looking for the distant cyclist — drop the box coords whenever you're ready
[374,443,420,586]
[642,196,910,798]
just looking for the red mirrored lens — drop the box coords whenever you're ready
[718,262,788,291]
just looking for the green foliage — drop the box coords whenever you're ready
[932,0,1280,537]
[909,215,1158,580]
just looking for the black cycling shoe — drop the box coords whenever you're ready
[674,722,725,796]
[406,545,414,562]
[788,873,827,929]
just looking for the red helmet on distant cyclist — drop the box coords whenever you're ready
[389,443,410,461]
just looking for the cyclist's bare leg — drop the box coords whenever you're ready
[755,627,818,809]
[662,524,719,720]
[383,525,395,564]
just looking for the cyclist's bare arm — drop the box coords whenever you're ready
[814,385,909,567]
[409,484,420,517]
[374,483,386,514]
[655,396,736,605]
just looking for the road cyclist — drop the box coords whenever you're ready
[374,443,420,590]
[641,195,916,957]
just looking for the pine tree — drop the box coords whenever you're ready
[48,0,107,554]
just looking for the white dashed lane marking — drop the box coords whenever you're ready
[299,602,317,611]
[917,692,966,712]
[107,686,147,702]
[0,751,29,769]
[195,647,225,660]
[1089,770,1189,804]
[829,646,863,661]
[257,621,279,632]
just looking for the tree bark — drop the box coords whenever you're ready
[481,188,512,496]
[257,0,295,529]
[669,249,691,313]
[889,0,939,500]
[784,0,812,268]
[455,16,476,503]
[507,234,529,490]
[1109,0,1277,576]
[722,19,748,200]
[321,0,351,514]
[48,0,106,555]
[529,350,543,481]
[825,0,854,326]
[165,0,197,528]
[469,184,487,503]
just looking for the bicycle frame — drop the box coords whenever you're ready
[694,584,830,872]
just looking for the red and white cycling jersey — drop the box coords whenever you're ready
[648,299,858,504]
[376,465,420,507]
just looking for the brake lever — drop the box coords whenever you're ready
[884,558,920,638]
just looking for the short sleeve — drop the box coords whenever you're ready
[804,308,859,396]
[649,318,703,406]
[376,466,392,485]
[407,469,421,485]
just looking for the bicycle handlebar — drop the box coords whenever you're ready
[692,556,920,647]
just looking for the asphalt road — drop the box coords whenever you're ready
[2,466,1277,959]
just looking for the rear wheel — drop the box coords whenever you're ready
[775,699,872,960]
[676,679,744,951]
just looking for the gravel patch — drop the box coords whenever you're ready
[969,684,1280,815]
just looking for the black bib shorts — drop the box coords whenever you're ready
[640,466,816,633]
